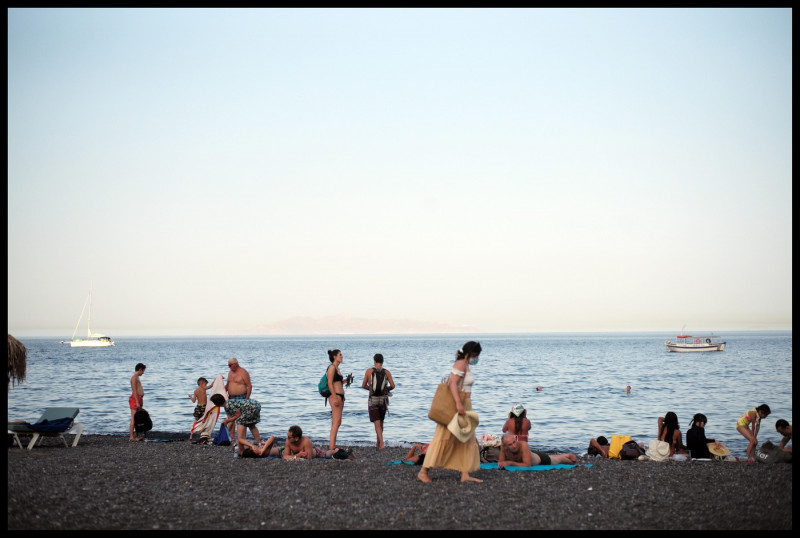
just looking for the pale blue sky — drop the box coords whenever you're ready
[7,8,792,336]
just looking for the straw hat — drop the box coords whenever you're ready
[447,411,480,443]
[707,442,730,458]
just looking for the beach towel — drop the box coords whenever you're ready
[25,417,75,433]
[479,462,591,471]
[387,461,416,465]
[190,374,228,440]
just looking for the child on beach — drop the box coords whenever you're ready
[189,377,210,420]
[129,363,146,441]
[736,404,771,461]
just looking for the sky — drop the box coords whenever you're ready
[7,8,793,337]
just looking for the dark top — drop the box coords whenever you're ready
[686,426,715,459]
[330,365,343,383]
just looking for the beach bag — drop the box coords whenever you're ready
[608,435,632,459]
[619,440,646,460]
[757,440,792,464]
[213,424,231,446]
[427,377,467,425]
[134,408,153,435]
[646,439,670,462]
[480,444,501,463]
[369,367,388,396]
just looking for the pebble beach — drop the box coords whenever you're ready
[7,432,792,530]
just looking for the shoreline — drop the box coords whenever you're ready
[7,433,792,530]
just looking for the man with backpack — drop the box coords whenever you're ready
[361,353,395,449]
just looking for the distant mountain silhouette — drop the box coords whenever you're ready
[226,314,477,335]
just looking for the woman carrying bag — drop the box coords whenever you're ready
[417,341,483,484]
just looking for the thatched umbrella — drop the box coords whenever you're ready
[8,334,27,388]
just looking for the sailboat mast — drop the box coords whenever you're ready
[71,293,90,341]
[87,288,93,337]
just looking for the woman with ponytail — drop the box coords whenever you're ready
[417,341,483,483]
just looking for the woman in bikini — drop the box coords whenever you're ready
[736,404,771,461]
[502,404,531,442]
[327,349,346,452]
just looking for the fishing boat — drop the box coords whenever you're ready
[61,289,115,347]
[665,329,725,353]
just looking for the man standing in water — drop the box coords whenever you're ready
[129,363,146,441]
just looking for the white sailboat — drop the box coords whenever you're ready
[62,289,115,347]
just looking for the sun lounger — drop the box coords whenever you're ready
[7,407,83,450]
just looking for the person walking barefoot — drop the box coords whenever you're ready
[417,341,483,484]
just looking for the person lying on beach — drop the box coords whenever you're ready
[498,434,577,468]
[776,419,792,453]
[587,436,610,458]
[237,436,276,458]
[403,443,429,465]
[274,425,352,460]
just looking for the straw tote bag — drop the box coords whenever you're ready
[427,375,467,425]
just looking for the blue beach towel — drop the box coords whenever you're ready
[26,417,74,433]
[479,462,592,471]
[387,460,415,465]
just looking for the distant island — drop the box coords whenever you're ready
[225,314,477,335]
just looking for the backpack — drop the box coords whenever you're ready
[318,366,332,403]
[369,367,388,396]
[480,445,501,463]
[133,408,153,435]
[757,440,792,464]
[619,440,646,460]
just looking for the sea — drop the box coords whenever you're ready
[7,331,792,457]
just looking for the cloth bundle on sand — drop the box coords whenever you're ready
[479,462,591,472]
[189,375,228,441]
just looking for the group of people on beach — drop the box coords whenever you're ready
[128,340,791,480]
[587,404,792,462]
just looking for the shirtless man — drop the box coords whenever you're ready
[776,419,792,453]
[498,433,577,468]
[129,363,146,441]
[225,358,252,400]
[275,425,346,460]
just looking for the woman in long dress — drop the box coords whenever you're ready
[417,341,483,483]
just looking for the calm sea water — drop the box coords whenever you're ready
[7,332,792,457]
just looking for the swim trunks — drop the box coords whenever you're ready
[225,399,261,426]
[532,450,551,465]
[129,394,143,410]
[193,404,206,420]
[368,395,389,422]
[228,393,246,400]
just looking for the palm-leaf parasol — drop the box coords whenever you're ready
[7,334,27,387]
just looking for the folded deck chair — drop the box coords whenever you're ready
[8,407,83,450]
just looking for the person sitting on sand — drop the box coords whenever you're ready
[502,404,531,442]
[775,419,792,453]
[587,436,610,458]
[498,433,577,468]
[685,413,722,459]
[403,443,429,465]
[657,411,689,457]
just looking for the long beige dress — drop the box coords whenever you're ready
[422,367,480,473]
